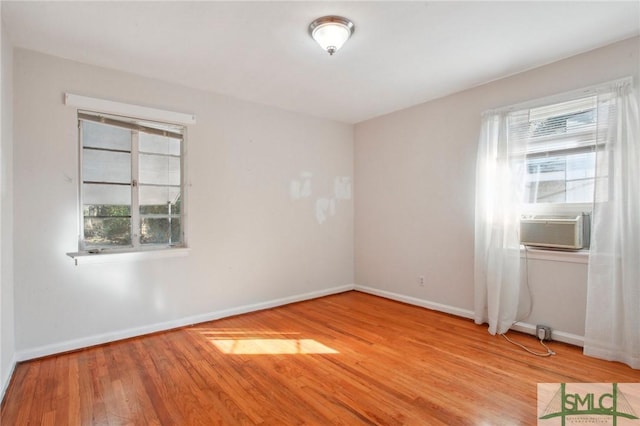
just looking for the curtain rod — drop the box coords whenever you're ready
[483,76,634,116]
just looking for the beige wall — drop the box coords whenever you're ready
[1,14,15,399]
[6,31,639,374]
[354,36,640,341]
[12,49,354,359]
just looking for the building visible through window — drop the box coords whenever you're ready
[520,96,605,207]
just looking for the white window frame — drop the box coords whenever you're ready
[489,78,631,258]
[521,97,601,217]
[65,95,195,263]
[78,112,187,253]
[497,79,627,219]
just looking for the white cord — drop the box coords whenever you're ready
[504,243,554,357]
[501,333,556,357]
[506,231,553,357]
[515,244,533,322]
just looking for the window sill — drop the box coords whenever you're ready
[520,245,588,264]
[66,247,190,266]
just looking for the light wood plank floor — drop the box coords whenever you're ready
[2,291,638,425]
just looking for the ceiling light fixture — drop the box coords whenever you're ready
[309,16,355,56]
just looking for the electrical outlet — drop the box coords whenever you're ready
[418,276,425,286]
[536,325,552,341]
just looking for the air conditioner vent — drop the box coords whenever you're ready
[520,214,590,250]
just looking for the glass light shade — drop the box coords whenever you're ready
[309,16,354,55]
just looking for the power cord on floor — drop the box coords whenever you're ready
[501,333,556,357]
[502,244,555,357]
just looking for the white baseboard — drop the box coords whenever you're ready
[354,285,475,319]
[354,285,585,347]
[15,283,585,362]
[16,284,355,362]
[1,353,18,404]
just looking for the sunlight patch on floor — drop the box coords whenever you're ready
[196,329,301,337]
[211,338,339,355]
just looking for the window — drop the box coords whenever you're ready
[79,111,185,252]
[510,95,609,212]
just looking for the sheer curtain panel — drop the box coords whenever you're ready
[584,80,640,369]
[474,111,527,335]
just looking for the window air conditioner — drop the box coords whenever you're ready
[520,214,590,250]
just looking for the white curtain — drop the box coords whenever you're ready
[584,81,640,368]
[474,111,527,335]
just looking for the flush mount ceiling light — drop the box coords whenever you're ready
[309,16,355,56]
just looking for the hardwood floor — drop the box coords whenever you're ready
[2,291,638,425]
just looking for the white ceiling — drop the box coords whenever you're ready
[3,1,639,124]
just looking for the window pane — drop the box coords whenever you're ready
[566,152,595,180]
[529,97,597,139]
[82,120,131,151]
[525,179,566,203]
[530,109,596,139]
[566,180,594,203]
[83,183,131,206]
[140,218,181,245]
[139,153,180,186]
[524,152,596,204]
[139,186,181,214]
[83,201,131,247]
[139,133,181,156]
[141,218,170,244]
[83,149,131,183]
[171,218,181,244]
